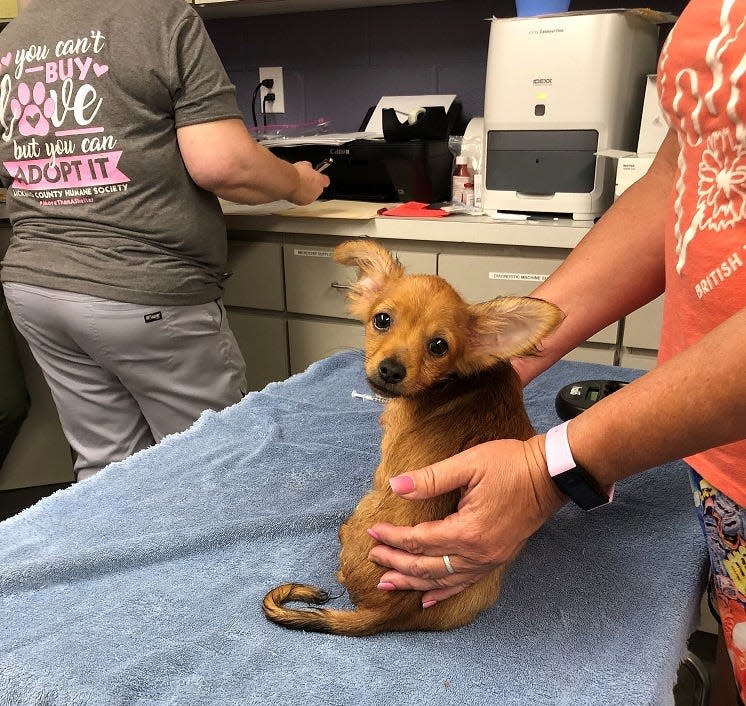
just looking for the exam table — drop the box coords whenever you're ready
[0,351,708,706]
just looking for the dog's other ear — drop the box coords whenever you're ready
[466,296,565,364]
[334,240,405,318]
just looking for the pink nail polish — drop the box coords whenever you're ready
[390,475,415,494]
[422,600,438,609]
[377,582,396,591]
[367,528,380,541]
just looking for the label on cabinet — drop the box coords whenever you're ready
[293,248,333,259]
[488,272,549,283]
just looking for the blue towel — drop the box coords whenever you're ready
[0,351,707,706]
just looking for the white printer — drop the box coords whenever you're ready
[482,11,658,220]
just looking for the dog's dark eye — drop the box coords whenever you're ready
[428,338,449,356]
[372,312,391,331]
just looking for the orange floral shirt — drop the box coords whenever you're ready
[657,0,746,505]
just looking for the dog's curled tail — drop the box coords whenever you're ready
[262,583,391,637]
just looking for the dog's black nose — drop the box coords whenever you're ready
[378,358,406,385]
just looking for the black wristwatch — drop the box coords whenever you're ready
[545,421,614,511]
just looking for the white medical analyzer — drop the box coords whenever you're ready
[481,11,659,220]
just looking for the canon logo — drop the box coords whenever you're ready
[330,148,350,155]
[533,78,553,85]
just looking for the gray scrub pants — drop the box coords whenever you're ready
[3,282,247,481]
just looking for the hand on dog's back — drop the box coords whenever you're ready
[368,436,568,606]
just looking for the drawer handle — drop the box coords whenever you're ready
[330,281,352,291]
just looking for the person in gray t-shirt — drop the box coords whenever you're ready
[0,0,329,481]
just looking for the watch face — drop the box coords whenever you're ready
[553,467,611,511]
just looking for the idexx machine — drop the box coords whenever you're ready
[482,11,659,220]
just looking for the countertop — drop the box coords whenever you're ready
[0,200,595,249]
[221,200,593,248]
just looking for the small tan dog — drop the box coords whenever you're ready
[263,239,564,635]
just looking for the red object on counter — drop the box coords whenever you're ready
[377,201,449,218]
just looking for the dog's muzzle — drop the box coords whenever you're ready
[366,357,407,397]
[377,358,406,385]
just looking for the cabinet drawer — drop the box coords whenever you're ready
[619,348,658,371]
[226,308,289,390]
[0,1,17,20]
[223,241,284,311]
[0,227,74,490]
[288,318,364,375]
[562,345,617,367]
[284,244,437,319]
[0,331,74,490]
[623,296,664,350]
[437,251,618,346]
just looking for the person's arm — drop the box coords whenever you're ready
[568,306,746,484]
[176,118,329,206]
[367,307,746,606]
[514,129,680,385]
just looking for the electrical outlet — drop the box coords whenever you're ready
[259,66,284,114]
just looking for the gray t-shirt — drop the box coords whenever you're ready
[0,0,242,305]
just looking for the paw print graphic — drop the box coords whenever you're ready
[11,81,55,137]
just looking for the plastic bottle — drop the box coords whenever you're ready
[451,155,474,207]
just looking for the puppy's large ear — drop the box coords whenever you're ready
[465,296,565,367]
[334,240,405,319]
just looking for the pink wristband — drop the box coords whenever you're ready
[545,421,614,508]
[545,421,576,478]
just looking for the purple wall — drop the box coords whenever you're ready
[205,0,688,133]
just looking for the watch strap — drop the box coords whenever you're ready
[545,421,614,511]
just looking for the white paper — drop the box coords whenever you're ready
[487,211,560,222]
[258,131,380,147]
[362,95,457,135]
[595,149,637,159]
[219,199,295,214]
